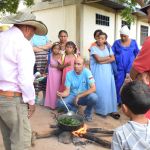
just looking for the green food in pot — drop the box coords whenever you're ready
[58,117,81,126]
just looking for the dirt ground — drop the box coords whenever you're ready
[0,105,128,150]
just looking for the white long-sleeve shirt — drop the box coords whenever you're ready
[0,26,35,105]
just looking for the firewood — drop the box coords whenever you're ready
[31,127,112,148]
[49,124,58,128]
[87,128,113,135]
[72,136,87,146]
[79,132,111,149]
[33,129,62,139]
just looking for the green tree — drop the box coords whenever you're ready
[118,0,149,23]
[0,0,34,14]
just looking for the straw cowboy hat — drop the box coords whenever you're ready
[140,1,150,15]
[0,11,48,35]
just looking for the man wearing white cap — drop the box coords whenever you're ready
[0,11,47,150]
[112,25,139,105]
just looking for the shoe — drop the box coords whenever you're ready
[109,113,120,120]
[83,115,92,122]
[95,113,107,118]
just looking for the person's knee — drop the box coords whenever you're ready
[89,93,98,104]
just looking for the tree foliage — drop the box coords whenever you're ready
[0,0,34,14]
[118,0,149,24]
[0,0,149,23]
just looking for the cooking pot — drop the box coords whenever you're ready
[57,114,84,131]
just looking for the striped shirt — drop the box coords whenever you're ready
[111,120,150,150]
[31,35,49,92]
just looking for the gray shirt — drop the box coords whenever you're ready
[111,120,150,150]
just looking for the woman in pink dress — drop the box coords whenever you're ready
[45,43,62,109]
[59,41,78,92]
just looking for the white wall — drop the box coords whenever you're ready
[33,5,76,43]
[31,2,150,58]
[82,5,116,59]
[115,13,137,40]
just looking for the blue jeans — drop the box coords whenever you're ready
[57,93,98,118]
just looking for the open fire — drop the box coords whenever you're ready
[32,123,113,149]
[72,124,87,137]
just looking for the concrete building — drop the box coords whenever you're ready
[28,0,149,59]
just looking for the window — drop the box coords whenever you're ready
[140,25,148,45]
[96,13,110,26]
[121,20,131,29]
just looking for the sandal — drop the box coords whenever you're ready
[109,113,120,120]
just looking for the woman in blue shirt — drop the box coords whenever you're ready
[112,26,139,105]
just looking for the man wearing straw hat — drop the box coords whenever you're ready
[0,11,47,150]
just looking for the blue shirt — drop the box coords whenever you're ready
[112,39,139,73]
[65,68,95,96]
[31,34,49,46]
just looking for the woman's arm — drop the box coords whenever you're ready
[93,54,115,64]
[33,46,44,52]
[93,54,110,64]
[130,67,150,85]
[100,55,115,64]
[130,67,139,80]
[37,41,52,51]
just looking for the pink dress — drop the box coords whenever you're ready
[44,55,62,109]
[59,55,76,92]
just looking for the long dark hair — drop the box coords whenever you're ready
[65,41,77,54]
[96,32,108,45]
[51,42,61,51]
[93,29,102,39]
[58,30,68,37]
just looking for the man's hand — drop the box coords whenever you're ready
[28,104,36,119]
[57,91,64,97]
[74,96,80,106]
[57,88,70,98]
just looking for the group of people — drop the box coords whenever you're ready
[40,25,139,121]
[0,2,150,149]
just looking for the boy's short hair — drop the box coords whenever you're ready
[121,80,150,114]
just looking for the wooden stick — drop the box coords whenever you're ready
[87,128,113,135]
[34,129,62,139]
[79,133,111,149]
